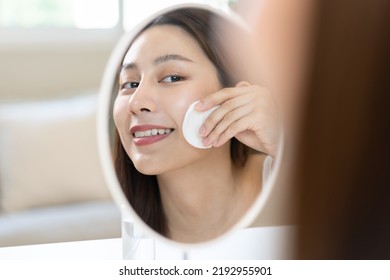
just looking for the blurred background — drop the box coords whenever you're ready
[0,0,235,247]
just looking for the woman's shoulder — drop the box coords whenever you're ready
[245,152,273,191]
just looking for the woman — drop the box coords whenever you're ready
[112,7,279,243]
[291,0,390,259]
[247,0,390,258]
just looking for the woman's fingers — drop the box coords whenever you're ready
[202,103,253,147]
[195,86,248,111]
[212,114,255,147]
[195,82,278,155]
[199,94,252,137]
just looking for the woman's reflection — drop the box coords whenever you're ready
[112,8,279,243]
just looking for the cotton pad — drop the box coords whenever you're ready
[182,101,219,149]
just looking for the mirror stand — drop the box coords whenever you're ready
[121,205,156,260]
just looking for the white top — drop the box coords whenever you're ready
[262,155,273,189]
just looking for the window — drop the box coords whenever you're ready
[0,0,232,30]
[0,0,119,29]
[0,0,232,45]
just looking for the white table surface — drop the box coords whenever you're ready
[0,238,122,260]
[0,226,295,260]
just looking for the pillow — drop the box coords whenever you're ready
[0,93,111,212]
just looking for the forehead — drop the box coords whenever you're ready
[122,25,205,65]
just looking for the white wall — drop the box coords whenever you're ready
[0,32,119,102]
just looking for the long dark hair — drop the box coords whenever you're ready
[294,0,390,259]
[113,8,251,236]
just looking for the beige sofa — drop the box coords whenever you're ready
[0,93,121,247]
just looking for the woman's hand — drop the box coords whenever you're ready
[196,81,280,157]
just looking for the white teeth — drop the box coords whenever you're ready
[134,131,144,138]
[134,129,173,138]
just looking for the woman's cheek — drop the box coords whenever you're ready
[112,99,122,127]
[113,97,129,132]
[164,79,220,131]
[168,91,195,132]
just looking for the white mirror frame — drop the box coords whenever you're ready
[97,3,283,251]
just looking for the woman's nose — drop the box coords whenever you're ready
[127,83,157,115]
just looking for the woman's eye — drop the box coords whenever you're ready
[160,75,184,83]
[121,81,139,90]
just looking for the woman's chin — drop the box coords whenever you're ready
[133,163,162,176]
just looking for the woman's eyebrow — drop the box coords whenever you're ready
[154,54,194,65]
[121,54,193,71]
[121,62,137,71]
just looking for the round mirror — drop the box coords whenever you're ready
[97,3,283,250]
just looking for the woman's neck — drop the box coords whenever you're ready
[157,145,262,243]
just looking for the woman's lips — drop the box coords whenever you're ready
[130,125,174,146]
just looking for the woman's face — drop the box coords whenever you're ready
[113,25,222,175]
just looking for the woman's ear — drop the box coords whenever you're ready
[235,81,251,87]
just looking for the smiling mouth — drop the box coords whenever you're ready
[133,128,174,138]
